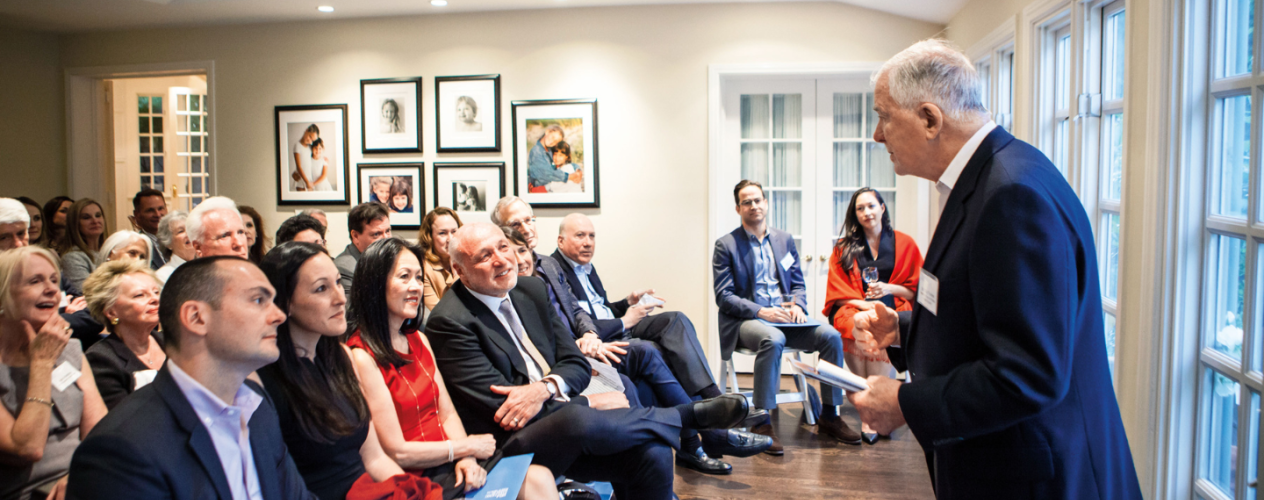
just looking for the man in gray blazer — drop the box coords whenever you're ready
[333,202,392,298]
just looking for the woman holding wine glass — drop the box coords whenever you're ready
[821,188,923,444]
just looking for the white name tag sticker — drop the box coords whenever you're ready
[51,361,81,392]
[918,269,940,316]
[133,369,158,391]
[780,253,795,271]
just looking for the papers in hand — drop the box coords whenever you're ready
[785,356,869,392]
[580,358,625,396]
[468,453,534,500]
[636,294,665,307]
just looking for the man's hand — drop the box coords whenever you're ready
[846,376,906,435]
[620,304,656,330]
[490,382,550,431]
[756,307,793,323]
[853,301,899,354]
[576,333,602,358]
[593,341,628,365]
[453,457,487,492]
[626,288,655,304]
[787,305,808,324]
[586,391,630,410]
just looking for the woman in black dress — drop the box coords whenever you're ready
[82,259,165,408]
[257,242,407,500]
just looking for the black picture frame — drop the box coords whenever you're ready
[274,104,351,206]
[511,98,599,209]
[358,162,424,229]
[360,77,424,154]
[435,74,501,153]
[433,162,506,219]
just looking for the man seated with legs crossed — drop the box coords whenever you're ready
[67,256,314,499]
[713,180,860,454]
[425,223,755,500]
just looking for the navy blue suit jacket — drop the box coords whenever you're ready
[890,127,1141,499]
[551,250,630,341]
[712,226,807,360]
[66,367,314,500]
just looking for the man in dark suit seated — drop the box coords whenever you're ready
[848,40,1142,499]
[425,222,755,500]
[67,256,315,500]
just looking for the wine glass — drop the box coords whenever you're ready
[862,267,879,300]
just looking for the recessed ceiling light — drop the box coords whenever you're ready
[317,5,334,12]
[431,0,448,6]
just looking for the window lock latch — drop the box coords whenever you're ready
[1077,93,1102,118]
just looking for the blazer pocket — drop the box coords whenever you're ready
[936,441,1056,482]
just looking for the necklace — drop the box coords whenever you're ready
[392,332,444,445]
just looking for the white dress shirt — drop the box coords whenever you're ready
[466,288,571,399]
[936,121,998,216]
[167,361,264,500]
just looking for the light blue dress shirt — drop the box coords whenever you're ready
[559,255,616,320]
[167,361,264,500]
[745,229,783,308]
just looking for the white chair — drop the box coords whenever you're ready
[718,346,818,425]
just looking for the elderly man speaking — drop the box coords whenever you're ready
[848,40,1142,499]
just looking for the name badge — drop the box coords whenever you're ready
[918,269,939,316]
[133,369,158,391]
[780,253,795,271]
[51,361,81,392]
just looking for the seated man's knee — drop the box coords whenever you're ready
[761,329,786,351]
[635,441,676,480]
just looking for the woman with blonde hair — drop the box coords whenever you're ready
[0,246,107,499]
[416,207,462,313]
[82,260,164,409]
[55,199,108,296]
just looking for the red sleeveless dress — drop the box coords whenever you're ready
[347,331,448,442]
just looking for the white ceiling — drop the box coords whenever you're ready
[0,0,962,33]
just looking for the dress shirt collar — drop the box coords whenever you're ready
[466,286,510,308]
[936,121,997,215]
[559,253,591,275]
[741,225,770,244]
[167,360,264,421]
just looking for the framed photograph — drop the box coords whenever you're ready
[511,98,599,208]
[275,104,351,206]
[435,75,500,153]
[434,162,505,223]
[358,163,424,229]
[361,77,423,154]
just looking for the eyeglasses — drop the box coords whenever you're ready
[507,217,537,230]
[739,198,765,207]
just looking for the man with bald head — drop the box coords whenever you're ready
[425,222,756,500]
[186,196,249,259]
[552,213,719,401]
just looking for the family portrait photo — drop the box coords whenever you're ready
[359,163,423,229]
[453,181,486,212]
[434,162,505,223]
[275,104,350,205]
[512,99,599,208]
[361,77,423,153]
[436,74,500,152]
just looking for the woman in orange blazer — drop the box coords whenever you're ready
[418,207,462,314]
[822,188,923,443]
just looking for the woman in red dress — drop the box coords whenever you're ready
[822,189,924,443]
[347,237,557,500]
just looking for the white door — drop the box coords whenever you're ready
[169,88,211,211]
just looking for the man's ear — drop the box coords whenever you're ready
[191,240,203,258]
[919,103,945,140]
[180,300,212,340]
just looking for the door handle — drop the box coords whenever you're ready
[804,255,813,262]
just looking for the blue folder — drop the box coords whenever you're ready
[467,453,533,500]
[758,317,822,328]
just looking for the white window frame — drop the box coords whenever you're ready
[968,17,1018,131]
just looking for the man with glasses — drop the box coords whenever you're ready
[713,180,856,454]
[186,196,249,260]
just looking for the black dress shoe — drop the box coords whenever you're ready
[690,394,750,429]
[675,447,733,475]
[862,432,880,445]
[700,429,773,458]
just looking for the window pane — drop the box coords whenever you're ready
[771,94,801,139]
[1248,391,1259,500]
[1102,212,1121,301]
[833,143,861,187]
[767,191,801,235]
[192,177,203,194]
[152,116,163,133]
[834,190,855,232]
[834,93,864,138]
[1104,312,1117,378]
[770,143,801,187]
[1103,113,1124,200]
[1055,32,1070,111]
[868,143,896,188]
[1104,10,1127,101]
[153,176,163,189]
[1199,369,1239,497]
[153,136,163,153]
[153,156,164,173]
[139,137,150,154]
[191,136,202,153]
[1212,95,1251,218]
[741,95,769,139]
[151,96,163,114]
[1218,0,1254,78]
[191,156,202,174]
[1257,250,1264,373]
[1054,119,1069,174]
[190,116,200,133]
[137,96,149,114]
[191,95,201,112]
[741,143,768,184]
[865,93,878,138]
[1207,234,1246,360]
[976,61,991,110]
[140,157,150,174]
[138,117,149,134]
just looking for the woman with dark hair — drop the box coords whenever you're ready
[388,179,413,214]
[258,242,415,500]
[417,208,461,313]
[237,205,271,264]
[56,198,108,296]
[15,198,44,247]
[821,188,923,444]
[41,197,72,246]
[346,238,556,500]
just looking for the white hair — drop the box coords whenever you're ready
[97,230,149,264]
[299,208,326,218]
[0,198,30,226]
[489,196,530,226]
[156,211,188,248]
[186,196,240,244]
[875,39,989,122]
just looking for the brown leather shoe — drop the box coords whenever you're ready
[818,416,862,445]
[749,423,784,455]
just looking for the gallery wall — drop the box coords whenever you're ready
[0,29,65,202]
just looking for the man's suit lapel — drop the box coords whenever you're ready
[510,286,555,367]
[552,250,589,303]
[245,382,281,500]
[769,230,793,296]
[732,227,756,293]
[587,265,609,303]
[154,367,234,500]
[453,283,531,379]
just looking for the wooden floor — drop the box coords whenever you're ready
[673,376,935,500]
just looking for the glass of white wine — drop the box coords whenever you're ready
[862,266,879,300]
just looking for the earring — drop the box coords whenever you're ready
[110,317,119,325]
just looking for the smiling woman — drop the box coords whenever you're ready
[82,260,165,409]
[56,198,109,297]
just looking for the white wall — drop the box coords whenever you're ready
[0,28,64,202]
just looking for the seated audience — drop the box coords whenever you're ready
[418,207,461,313]
[82,260,165,409]
[239,205,271,265]
[97,231,151,265]
[426,222,755,500]
[62,231,151,351]
[128,189,168,270]
[276,214,327,247]
[0,198,31,251]
[0,246,107,500]
[66,256,315,500]
[345,237,556,500]
[335,202,392,299]
[186,196,249,259]
[15,197,44,247]
[56,198,107,296]
[823,188,922,444]
[154,211,193,283]
[41,197,72,247]
[299,208,328,230]
[714,180,856,453]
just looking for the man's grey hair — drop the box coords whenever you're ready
[489,196,530,226]
[874,39,989,123]
[0,198,29,226]
[186,196,240,244]
[156,210,188,248]
[299,208,326,218]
